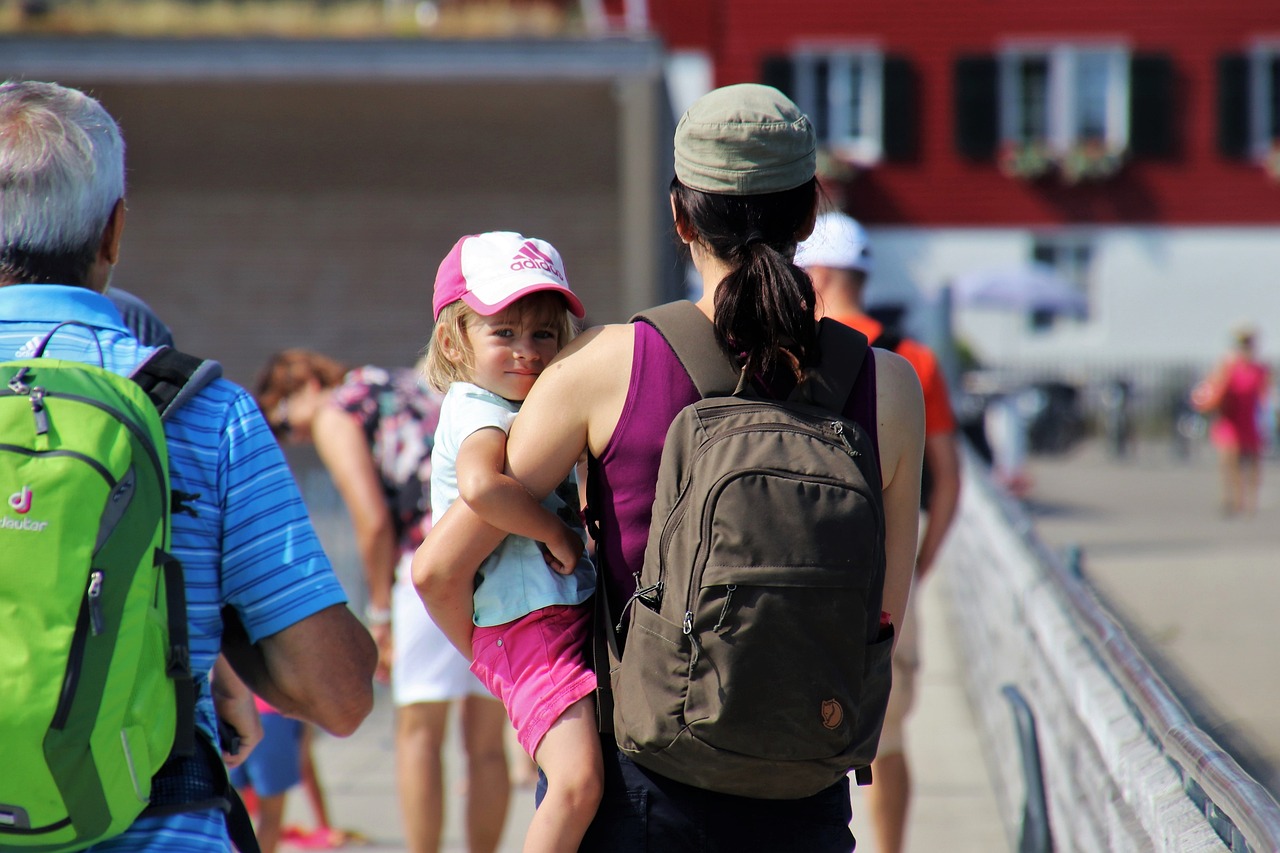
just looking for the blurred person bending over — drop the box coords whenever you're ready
[255,349,509,853]
[0,79,376,851]
[798,211,962,853]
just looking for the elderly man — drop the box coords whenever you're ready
[0,80,377,851]
[798,212,962,853]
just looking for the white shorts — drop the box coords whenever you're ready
[390,554,489,706]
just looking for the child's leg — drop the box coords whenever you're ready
[256,792,288,853]
[522,696,603,853]
[298,724,332,831]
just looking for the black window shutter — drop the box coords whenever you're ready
[761,55,795,100]
[1129,54,1175,158]
[954,55,999,161]
[882,55,918,162]
[1217,53,1250,159]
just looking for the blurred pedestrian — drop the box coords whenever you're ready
[798,211,962,853]
[255,350,509,853]
[108,287,174,347]
[1194,327,1270,515]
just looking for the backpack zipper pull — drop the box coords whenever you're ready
[682,610,693,635]
[833,421,859,458]
[615,578,663,633]
[8,366,30,394]
[87,571,105,636]
[30,386,49,435]
[713,584,737,632]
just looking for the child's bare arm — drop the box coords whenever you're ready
[456,427,583,572]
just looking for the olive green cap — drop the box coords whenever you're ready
[674,84,817,195]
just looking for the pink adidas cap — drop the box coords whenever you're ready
[432,231,585,321]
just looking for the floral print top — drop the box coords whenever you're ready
[331,366,445,554]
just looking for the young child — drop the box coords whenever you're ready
[422,231,601,853]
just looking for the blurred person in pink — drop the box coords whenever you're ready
[1195,327,1271,515]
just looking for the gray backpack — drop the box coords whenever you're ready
[604,301,893,799]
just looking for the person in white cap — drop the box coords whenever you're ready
[421,231,601,853]
[798,211,962,853]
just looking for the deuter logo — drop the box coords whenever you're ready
[510,242,565,281]
[2,485,47,531]
[8,485,32,514]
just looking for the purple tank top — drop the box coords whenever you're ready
[589,321,879,605]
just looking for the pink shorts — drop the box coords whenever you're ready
[470,603,596,759]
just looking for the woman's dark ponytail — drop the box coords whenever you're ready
[671,177,820,380]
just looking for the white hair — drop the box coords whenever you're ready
[0,80,125,281]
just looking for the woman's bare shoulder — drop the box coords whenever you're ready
[547,322,635,374]
[873,348,925,431]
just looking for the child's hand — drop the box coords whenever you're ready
[539,522,584,575]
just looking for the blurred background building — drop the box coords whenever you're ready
[3,0,1277,441]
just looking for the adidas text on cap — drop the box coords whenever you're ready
[433,231,585,321]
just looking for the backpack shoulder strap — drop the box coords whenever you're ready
[130,347,223,421]
[871,329,902,354]
[794,318,869,412]
[631,301,741,398]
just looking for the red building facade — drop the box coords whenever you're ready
[614,0,1280,227]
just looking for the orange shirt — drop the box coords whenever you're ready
[829,313,956,438]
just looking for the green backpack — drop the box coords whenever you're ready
[0,330,221,852]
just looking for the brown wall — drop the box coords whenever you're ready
[66,79,627,385]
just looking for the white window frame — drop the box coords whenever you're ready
[791,44,884,164]
[1248,40,1280,159]
[999,42,1130,154]
[1029,232,1094,328]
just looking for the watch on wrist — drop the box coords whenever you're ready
[364,604,392,626]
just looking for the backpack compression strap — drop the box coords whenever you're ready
[632,301,869,410]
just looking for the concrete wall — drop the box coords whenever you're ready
[1,38,675,388]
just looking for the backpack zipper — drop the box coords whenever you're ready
[51,589,92,731]
[679,464,881,660]
[39,388,170,550]
[87,570,106,636]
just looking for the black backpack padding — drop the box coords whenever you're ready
[594,301,893,799]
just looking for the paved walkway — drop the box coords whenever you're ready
[286,437,1278,851]
[1022,438,1280,797]
[285,571,1006,852]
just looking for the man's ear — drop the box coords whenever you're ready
[99,198,126,266]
